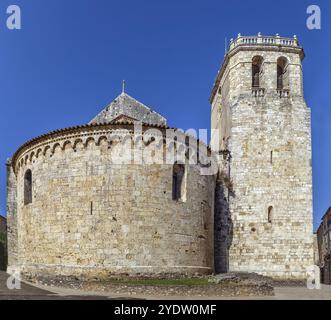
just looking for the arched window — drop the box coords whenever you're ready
[252,56,263,88]
[268,206,273,223]
[172,163,185,201]
[277,57,289,90]
[24,169,32,205]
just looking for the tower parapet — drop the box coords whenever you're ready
[228,34,300,52]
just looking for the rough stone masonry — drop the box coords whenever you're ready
[211,34,314,279]
[6,34,314,280]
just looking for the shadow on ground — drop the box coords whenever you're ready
[0,271,140,300]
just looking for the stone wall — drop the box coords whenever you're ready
[9,124,215,278]
[316,208,331,284]
[211,38,314,279]
[6,159,18,271]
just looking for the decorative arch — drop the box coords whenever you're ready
[36,148,43,158]
[84,137,96,148]
[43,145,51,156]
[96,136,108,146]
[29,152,35,162]
[62,140,72,151]
[51,143,61,154]
[73,139,83,150]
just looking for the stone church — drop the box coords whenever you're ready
[6,34,314,280]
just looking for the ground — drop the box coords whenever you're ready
[0,271,129,300]
[0,272,330,300]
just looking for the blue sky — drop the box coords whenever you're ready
[0,0,329,230]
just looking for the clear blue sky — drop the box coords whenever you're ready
[0,0,329,230]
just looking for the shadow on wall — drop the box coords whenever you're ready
[214,177,233,274]
[0,231,7,271]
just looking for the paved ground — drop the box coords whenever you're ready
[0,271,330,300]
[273,285,331,300]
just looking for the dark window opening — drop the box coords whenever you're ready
[172,163,185,201]
[277,57,289,90]
[277,65,283,89]
[252,56,263,88]
[24,169,32,205]
[268,206,273,223]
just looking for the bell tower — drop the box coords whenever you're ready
[211,34,314,279]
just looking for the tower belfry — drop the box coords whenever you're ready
[211,34,314,279]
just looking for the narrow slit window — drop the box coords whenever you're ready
[268,206,273,223]
[172,163,185,201]
[24,169,32,205]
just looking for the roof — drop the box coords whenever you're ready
[321,207,331,221]
[10,92,212,172]
[89,92,167,127]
